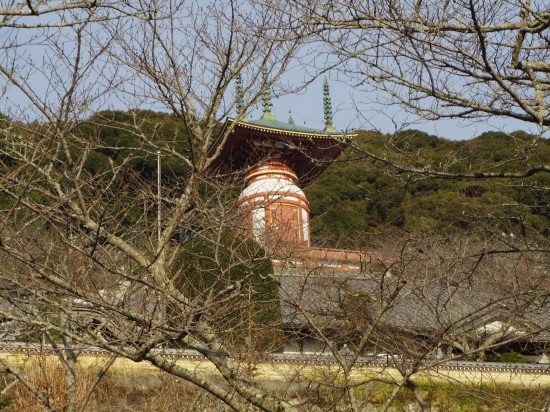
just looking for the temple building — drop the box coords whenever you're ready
[209,73,385,269]
[207,75,550,359]
[208,75,550,358]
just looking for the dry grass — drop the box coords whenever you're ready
[90,375,235,412]
[1,355,236,412]
[2,355,549,411]
[3,356,94,411]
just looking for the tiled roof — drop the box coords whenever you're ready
[277,268,550,341]
[245,117,323,134]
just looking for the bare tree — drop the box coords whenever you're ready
[303,0,549,127]
[1,1,548,411]
[284,2,550,407]
[0,1,141,29]
[0,1,309,410]
[276,233,549,411]
[267,0,549,188]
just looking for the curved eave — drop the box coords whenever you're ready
[228,118,356,140]
[208,117,355,184]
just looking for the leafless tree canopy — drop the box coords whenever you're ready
[0,1,308,410]
[304,0,549,127]
[0,1,549,411]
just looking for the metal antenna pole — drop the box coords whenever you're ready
[157,150,161,246]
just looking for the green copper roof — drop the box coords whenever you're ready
[233,70,348,135]
[245,116,323,133]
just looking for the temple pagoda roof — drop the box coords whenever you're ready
[208,72,356,185]
[244,116,331,134]
[208,117,355,185]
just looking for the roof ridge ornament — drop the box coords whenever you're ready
[288,110,294,125]
[235,72,248,122]
[323,75,336,133]
[261,65,275,121]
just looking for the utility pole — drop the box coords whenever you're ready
[157,150,161,246]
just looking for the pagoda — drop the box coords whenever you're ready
[210,73,356,256]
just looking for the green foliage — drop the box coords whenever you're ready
[80,110,193,181]
[460,185,485,198]
[495,352,527,363]
[309,375,548,411]
[358,380,546,411]
[83,150,111,175]
[306,129,550,245]
[0,394,11,410]
[172,231,283,352]
[5,108,548,246]
[394,129,440,149]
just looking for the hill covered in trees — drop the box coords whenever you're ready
[306,129,550,247]
[85,113,549,248]
[2,110,548,248]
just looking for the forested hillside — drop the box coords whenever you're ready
[3,111,547,248]
[306,130,550,247]
[82,113,550,247]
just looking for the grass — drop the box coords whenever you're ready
[355,380,549,411]
[2,355,549,411]
[299,366,549,411]
[2,365,233,412]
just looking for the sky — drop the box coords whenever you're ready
[1,0,547,142]
[3,64,542,141]
[1,35,544,142]
[2,9,545,142]
[244,75,544,141]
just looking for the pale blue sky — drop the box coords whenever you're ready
[1,0,546,141]
[3,67,542,141]
[245,74,544,141]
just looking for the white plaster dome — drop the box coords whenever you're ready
[236,162,310,248]
[238,163,305,200]
[239,175,305,200]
